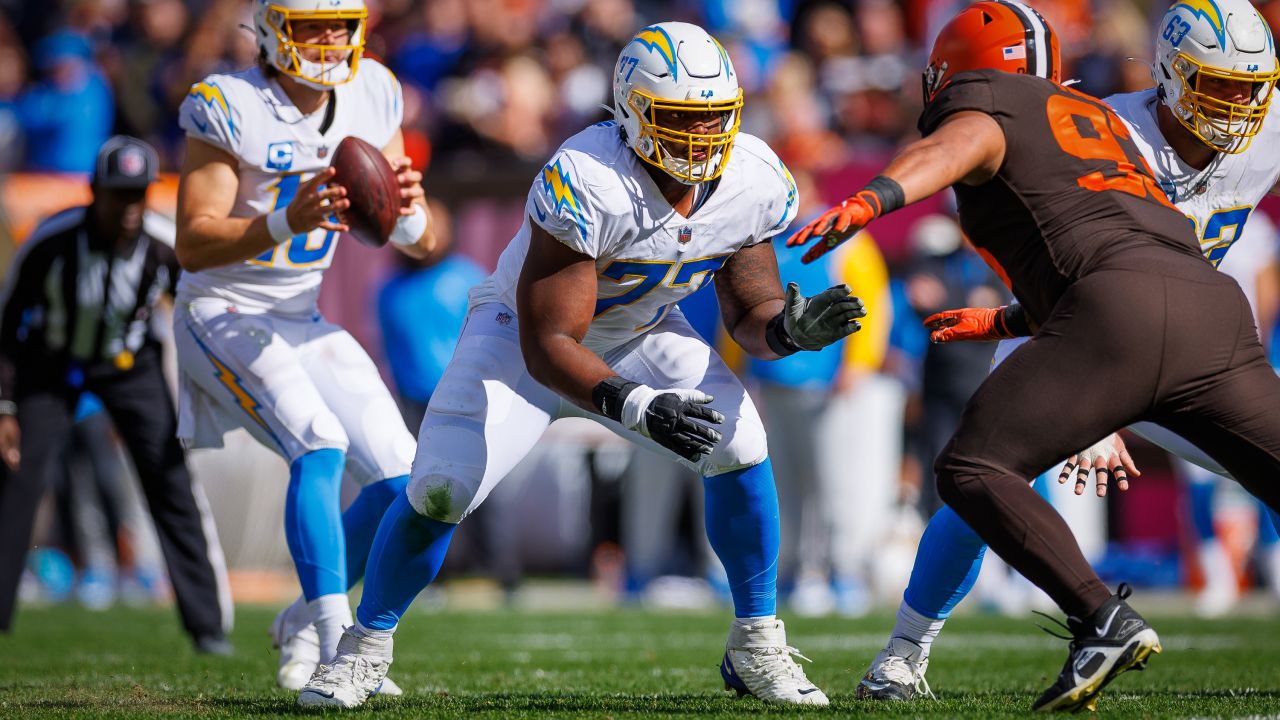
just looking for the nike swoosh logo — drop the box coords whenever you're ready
[798,688,820,695]
[1096,606,1121,637]
[307,690,335,699]
[534,206,547,222]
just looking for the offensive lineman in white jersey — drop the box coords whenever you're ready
[298,22,865,709]
[855,0,1280,701]
[173,0,434,693]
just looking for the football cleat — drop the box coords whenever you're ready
[297,629,393,709]
[720,618,829,705]
[271,608,320,691]
[1031,584,1161,713]
[856,636,933,701]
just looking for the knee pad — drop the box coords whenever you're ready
[407,471,476,524]
[405,423,487,523]
[703,418,768,476]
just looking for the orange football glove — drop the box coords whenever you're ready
[786,194,877,264]
[923,306,1016,343]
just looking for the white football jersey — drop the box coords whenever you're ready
[176,60,402,315]
[1107,88,1280,267]
[469,122,798,354]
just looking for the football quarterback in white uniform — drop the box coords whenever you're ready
[299,22,865,709]
[173,0,434,693]
[857,0,1280,701]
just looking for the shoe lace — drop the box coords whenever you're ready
[1032,610,1074,642]
[876,654,935,699]
[748,644,814,682]
[311,653,380,692]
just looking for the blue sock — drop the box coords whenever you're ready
[703,460,779,618]
[903,504,988,620]
[1257,502,1279,546]
[355,493,456,631]
[1187,481,1217,542]
[286,448,348,600]
[343,475,409,586]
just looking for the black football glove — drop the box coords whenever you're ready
[767,282,867,355]
[594,378,725,462]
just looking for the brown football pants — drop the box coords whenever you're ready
[935,249,1280,618]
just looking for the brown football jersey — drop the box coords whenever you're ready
[918,70,1204,325]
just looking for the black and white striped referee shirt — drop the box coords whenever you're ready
[0,206,180,402]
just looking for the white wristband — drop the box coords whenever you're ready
[389,204,429,246]
[266,207,296,243]
[619,383,658,435]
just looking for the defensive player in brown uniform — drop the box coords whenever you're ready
[787,0,1280,712]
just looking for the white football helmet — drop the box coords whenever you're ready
[254,0,367,90]
[1153,0,1280,154]
[612,22,742,184]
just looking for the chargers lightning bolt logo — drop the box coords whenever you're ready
[188,328,283,451]
[541,159,589,242]
[630,25,678,80]
[771,160,798,231]
[188,81,239,139]
[1172,0,1227,49]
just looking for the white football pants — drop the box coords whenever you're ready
[175,298,414,485]
[406,303,768,523]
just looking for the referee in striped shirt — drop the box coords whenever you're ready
[0,136,233,653]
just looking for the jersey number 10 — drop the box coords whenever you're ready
[250,174,337,268]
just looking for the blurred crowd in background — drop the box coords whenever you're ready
[3,0,1280,620]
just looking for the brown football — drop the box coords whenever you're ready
[330,136,400,248]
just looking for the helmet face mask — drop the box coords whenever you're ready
[1153,0,1280,154]
[613,23,743,184]
[628,88,742,183]
[255,1,367,91]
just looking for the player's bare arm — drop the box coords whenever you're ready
[517,223,723,462]
[715,241,866,360]
[380,128,437,258]
[786,111,1005,262]
[516,222,616,410]
[175,137,349,272]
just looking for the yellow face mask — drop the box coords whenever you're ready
[263,3,367,88]
[1169,53,1280,154]
[628,88,744,184]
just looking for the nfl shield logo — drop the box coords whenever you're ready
[678,226,693,244]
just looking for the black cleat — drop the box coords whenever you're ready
[1031,584,1161,713]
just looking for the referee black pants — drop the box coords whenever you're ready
[0,345,230,642]
[934,249,1280,619]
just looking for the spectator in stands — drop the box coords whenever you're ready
[15,31,113,173]
[377,198,483,430]
[0,16,26,175]
[111,0,189,150]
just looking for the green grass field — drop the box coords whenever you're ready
[2,603,1278,718]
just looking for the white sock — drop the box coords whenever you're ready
[734,614,776,627]
[890,601,946,660]
[309,594,354,663]
[352,619,395,642]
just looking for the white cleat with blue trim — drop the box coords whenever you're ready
[720,618,829,705]
[297,629,393,709]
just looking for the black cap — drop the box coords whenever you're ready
[93,135,158,191]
